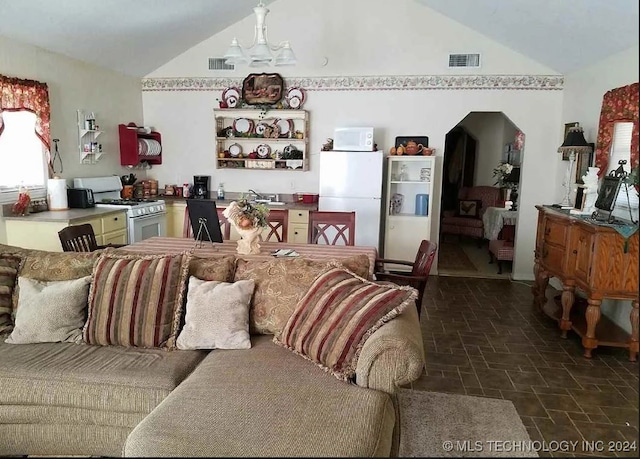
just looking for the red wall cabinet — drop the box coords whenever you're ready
[119,124,162,166]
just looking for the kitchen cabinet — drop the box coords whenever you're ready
[166,201,187,238]
[4,209,126,252]
[77,110,103,164]
[119,124,163,167]
[214,108,309,171]
[383,156,436,265]
[287,209,309,244]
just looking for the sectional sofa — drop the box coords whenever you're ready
[0,242,425,457]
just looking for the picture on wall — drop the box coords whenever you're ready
[575,142,595,184]
[242,73,284,105]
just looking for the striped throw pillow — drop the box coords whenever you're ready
[274,266,417,381]
[83,251,191,349]
[0,253,22,334]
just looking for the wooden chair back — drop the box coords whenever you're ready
[374,239,438,317]
[261,209,288,243]
[307,211,356,246]
[183,207,231,240]
[58,223,100,252]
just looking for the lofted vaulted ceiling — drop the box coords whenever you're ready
[0,0,637,77]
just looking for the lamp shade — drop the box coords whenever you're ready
[558,126,592,154]
[275,42,297,66]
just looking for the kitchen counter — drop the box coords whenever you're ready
[161,196,318,211]
[3,207,126,223]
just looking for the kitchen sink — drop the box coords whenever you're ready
[254,199,286,206]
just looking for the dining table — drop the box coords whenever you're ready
[116,237,378,278]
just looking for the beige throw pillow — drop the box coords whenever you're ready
[5,276,91,344]
[176,277,255,350]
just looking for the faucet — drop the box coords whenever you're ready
[248,189,264,200]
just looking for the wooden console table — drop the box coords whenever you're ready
[532,206,639,361]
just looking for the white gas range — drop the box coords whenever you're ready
[73,176,167,244]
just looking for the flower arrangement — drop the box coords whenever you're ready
[229,197,270,229]
[493,162,515,189]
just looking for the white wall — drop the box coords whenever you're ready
[562,46,639,333]
[143,0,565,280]
[0,34,144,244]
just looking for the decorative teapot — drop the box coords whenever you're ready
[405,140,424,156]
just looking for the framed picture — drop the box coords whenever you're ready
[594,176,623,212]
[574,186,585,210]
[241,73,284,105]
[562,122,579,161]
[575,142,595,184]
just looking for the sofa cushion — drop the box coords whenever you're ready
[83,251,191,349]
[189,255,236,282]
[457,199,482,218]
[12,250,102,313]
[0,253,21,334]
[5,276,91,344]
[233,254,370,335]
[274,266,417,381]
[124,335,395,457]
[176,277,254,350]
[0,339,206,428]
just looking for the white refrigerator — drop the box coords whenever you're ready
[319,150,384,250]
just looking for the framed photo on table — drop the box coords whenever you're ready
[575,142,595,184]
[594,176,623,212]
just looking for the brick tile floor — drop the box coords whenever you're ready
[410,276,639,457]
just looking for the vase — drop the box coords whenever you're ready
[500,188,512,202]
[236,226,263,255]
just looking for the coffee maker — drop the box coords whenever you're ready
[192,175,210,199]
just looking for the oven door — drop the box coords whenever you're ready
[129,212,167,243]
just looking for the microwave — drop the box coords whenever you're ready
[333,127,375,151]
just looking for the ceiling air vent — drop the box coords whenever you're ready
[448,53,481,68]
[208,58,235,71]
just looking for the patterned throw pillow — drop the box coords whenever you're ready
[83,251,191,349]
[234,255,371,335]
[176,277,255,350]
[189,255,236,282]
[457,199,482,218]
[274,266,417,381]
[0,253,22,335]
[12,250,102,313]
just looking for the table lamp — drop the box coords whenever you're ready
[557,125,592,208]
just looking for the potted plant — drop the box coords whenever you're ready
[492,162,515,200]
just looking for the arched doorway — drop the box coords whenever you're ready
[437,112,524,279]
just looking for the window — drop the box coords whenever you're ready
[0,110,48,203]
[607,122,638,221]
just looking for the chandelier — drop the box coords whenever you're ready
[223,1,296,67]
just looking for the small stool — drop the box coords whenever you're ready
[489,239,514,274]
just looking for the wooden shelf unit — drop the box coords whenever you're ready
[118,124,162,166]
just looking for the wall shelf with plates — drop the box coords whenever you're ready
[77,109,104,164]
[118,123,162,167]
[214,108,309,171]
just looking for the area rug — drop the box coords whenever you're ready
[398,389,537,457]
[437,241,478,272]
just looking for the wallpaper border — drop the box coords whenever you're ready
[141,74,564,92]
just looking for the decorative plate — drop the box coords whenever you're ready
[285,87,306,108]
[222,86,241,105]
[256,144,271,159]
[228,143,242,157]
[255,121,270,137]
[274,118,294,138]
[233,118,254,135]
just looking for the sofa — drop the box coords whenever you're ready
[440,186,502,242]
[0,242,425,457]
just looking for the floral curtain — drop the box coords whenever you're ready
[0,74,52,174]
[594,82,639,177]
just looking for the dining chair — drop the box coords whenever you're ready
[374,239,438,317]
[307,211,356,246]
[183,207,231,240]
[261,209,288,242]
[58,223,126,252]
